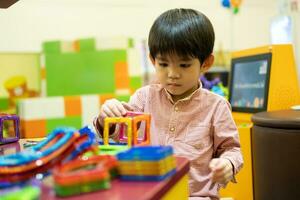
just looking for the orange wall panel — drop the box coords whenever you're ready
[64,96,82,116]
[20,120,46,138]
[115,62,130,89]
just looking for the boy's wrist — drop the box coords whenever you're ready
[223,158,236,183]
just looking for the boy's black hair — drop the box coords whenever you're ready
[148,8,215,64]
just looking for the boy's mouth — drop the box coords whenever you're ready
[167,83,181,87]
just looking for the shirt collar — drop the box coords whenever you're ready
[162,81,202,104]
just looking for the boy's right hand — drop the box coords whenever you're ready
[98,99,134,127]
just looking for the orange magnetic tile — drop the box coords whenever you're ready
[99,94,115,104]
[64,96,82,116]
[20,120,46,138]
[115,62,130,89]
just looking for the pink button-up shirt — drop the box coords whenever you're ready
[96,83,243,199]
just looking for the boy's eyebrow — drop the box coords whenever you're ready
[156,55,167,61]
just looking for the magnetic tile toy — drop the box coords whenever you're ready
[0,113,20,144]
[53,155,117,197]
[116,146,177,181]
[103,112,150,147]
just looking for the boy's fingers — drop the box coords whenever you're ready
[209,159,221,171]
[212,170,231,183]
[111,105,123,116]
[210,159,233,184]
[121,102,134,111]
[107,100,126,116]
[102,105,116,117]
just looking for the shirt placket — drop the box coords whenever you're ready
[167,103,180,144]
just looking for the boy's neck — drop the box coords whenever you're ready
[168,83,200,103]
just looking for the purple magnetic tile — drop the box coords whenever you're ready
[0,114,20,144]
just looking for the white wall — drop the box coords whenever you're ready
[2,0,300,80]
[0,0,278,52]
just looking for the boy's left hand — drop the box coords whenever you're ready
[209,158,233,185]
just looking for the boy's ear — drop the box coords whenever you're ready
[200,54,214,73]
[149,54,155,66]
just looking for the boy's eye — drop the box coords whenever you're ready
[159,63,168,67]
[180,64,191,68]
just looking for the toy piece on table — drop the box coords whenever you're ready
[53,155,118,197]
[103,111,151,147]
[0,126,97,187]
[23,140,39,148]
[0,142,21,156]
[0,185,40,200]
[116,146,176,181]
[0,113,20,144]
[98,145,129,156]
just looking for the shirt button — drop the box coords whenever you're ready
[174,106,179,112]
[170,127,175,132]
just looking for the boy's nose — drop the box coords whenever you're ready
[168,68,180,79]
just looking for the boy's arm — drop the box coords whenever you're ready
[213,100,244,182]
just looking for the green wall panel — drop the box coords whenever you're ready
[113,50,127,62]
[130,76,142,91]
[79,38,95,52]
[116,95,130,102]
[0,97,9,110]
[43,41,61,54]
[45,50,127,96]
[46,116,82,134]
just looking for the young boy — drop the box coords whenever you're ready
[94,8,243,199]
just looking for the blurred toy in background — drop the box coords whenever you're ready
[221,0,243,14]
[200,75,221,90]
[4,76,39,108]
[0,113,20,144]
[200,75,229,99]
[211,83,229,99]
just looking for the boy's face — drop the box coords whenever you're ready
[151,53,212,101]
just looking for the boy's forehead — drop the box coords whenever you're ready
[156,53,192,61]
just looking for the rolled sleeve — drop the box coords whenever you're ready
[213,100,244,177]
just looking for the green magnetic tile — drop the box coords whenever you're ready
[98,145,129,156]
[46,116,82,134]
[2,186,40,200]
[43,41,61,54]
[55,179,110,197]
